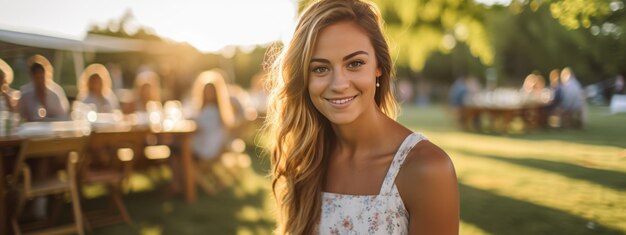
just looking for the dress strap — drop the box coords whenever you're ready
[379,133,426,195]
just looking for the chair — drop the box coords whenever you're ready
[79,130,147,229]
[9,136,87,235]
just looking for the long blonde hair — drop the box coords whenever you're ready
[264,0,397,233]
[191,69,235,129]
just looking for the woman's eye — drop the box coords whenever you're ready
[312,66,329,74]
[348,61,364,69]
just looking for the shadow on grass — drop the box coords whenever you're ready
[460,184,624,235]
[454,149,626,190]
[90,182,274,234]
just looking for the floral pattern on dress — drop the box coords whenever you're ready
[319,133,426,235]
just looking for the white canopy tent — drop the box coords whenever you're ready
[0,28,193,86]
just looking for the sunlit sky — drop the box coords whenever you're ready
[0,0,298,52]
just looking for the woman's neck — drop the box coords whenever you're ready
[332,109,380,153]
[330,107,405,159]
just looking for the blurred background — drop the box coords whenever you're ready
[0,0,625,234]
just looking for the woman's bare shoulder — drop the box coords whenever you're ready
[402,140,455,176]
[396,139,458,206]
[397,139,459,234]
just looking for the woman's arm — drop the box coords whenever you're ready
[397,141,460,235]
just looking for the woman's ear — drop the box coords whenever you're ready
[376,68,382,78]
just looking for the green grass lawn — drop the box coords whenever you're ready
[88,105,626,235]
[398,105,626,235]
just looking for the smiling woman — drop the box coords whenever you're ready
[264,0,459,234]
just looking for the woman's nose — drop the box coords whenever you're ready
[330,70,349,92]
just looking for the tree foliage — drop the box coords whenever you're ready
[373,0,494,72]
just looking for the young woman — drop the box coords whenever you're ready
[76,63,120,113]
[190,70,235,160]
[265,0,459,234]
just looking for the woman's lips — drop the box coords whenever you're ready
[326,95,357,108]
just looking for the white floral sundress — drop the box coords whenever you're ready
[319,133,426,235]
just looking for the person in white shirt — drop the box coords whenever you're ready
[18,55,69,122]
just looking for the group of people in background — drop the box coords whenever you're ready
[448,66,588,130]
[543,67,587,128]
[519,67,587,128]
[0,54,259,190]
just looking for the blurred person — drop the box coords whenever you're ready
[179,70,237,194]
[16,55,70,219]
[18,55,69,122]
[548,69,563,106]
[0,58,18,112]
[521,73,537,93]
[76,63,120,113]
[264,0,459,234]
[449,75,481,130]
[520,73,547,104]
[560,67,586,128]
[131,70,162,113]
[189,70,235,161]
[448,76,468,110]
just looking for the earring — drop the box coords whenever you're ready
[376,77,380,87]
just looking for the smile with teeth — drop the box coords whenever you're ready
[327,95,356,105]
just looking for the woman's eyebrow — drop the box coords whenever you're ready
[342,51,368,61]
[310,51,369,64]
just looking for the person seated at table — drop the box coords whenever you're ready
[186,70,236,193]
[520,73,547,105]
[16,55,70,219]
[544,69,563,126]
[76,63,120,113]
[18,55,69,122]
[0,58,18,112]
[559,67,586,128]
[132,70,162,112]
[448,75,482,130]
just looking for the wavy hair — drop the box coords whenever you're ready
[264,0,397,234]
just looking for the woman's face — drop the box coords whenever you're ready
[308,21,381,125]
[88,74,103,94]
[203,83,217,104]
